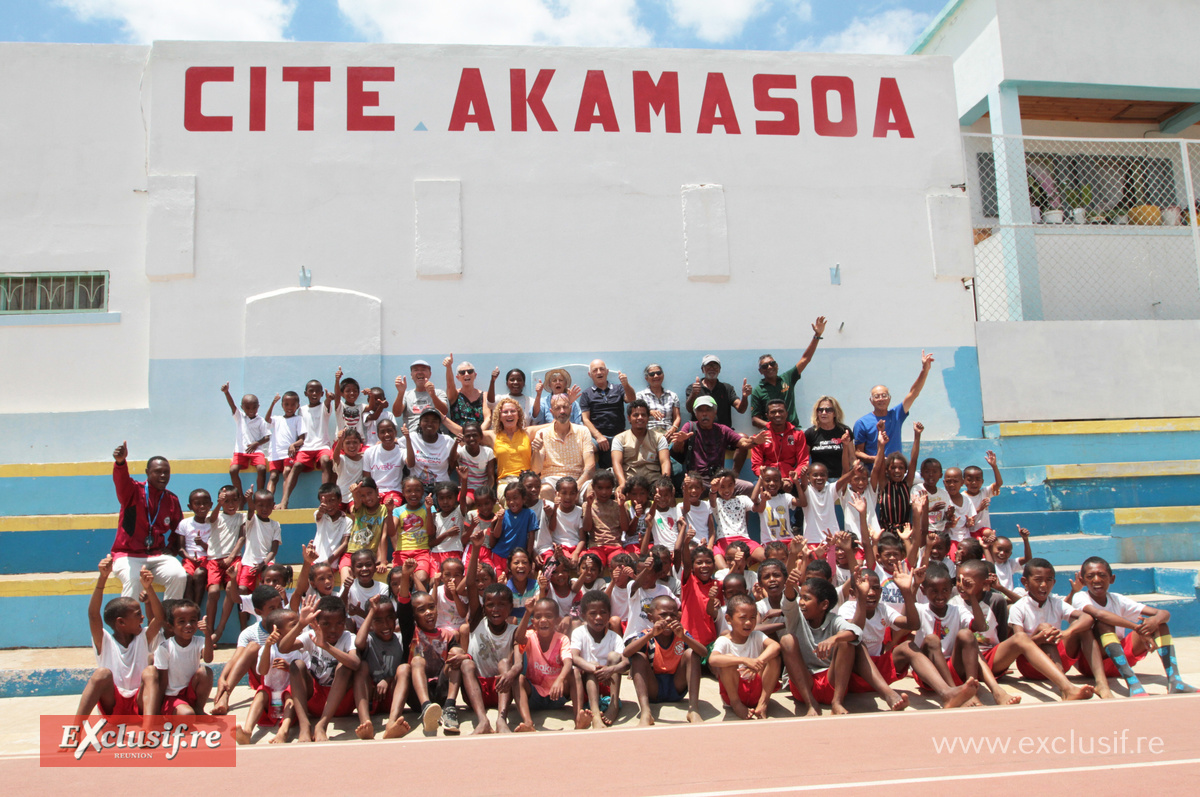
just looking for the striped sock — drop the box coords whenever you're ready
[1155,634,1197,693]
[1100,632,1145,696]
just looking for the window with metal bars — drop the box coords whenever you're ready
[0,272,109,314]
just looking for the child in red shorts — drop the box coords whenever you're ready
[279,379,336,510]
[709,470,767,569]
[354,596,409,740]
[388,476,434,591]
[206,485,245,642]
[582,470,627,567]
[708,594,781,720]
[76,557,163,718]
[236,490,281,600]
[264,391,302,500]
[569,589,627,730]
[176,488,213,605]
[236,608,299,744]
[222,382,271,493]
[279,595,363,743]
[152,599,214,716]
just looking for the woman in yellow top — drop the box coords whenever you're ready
[484,397,536,485]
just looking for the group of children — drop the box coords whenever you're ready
[77,370,1195,739]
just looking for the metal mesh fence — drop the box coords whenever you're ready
[963,134,1200,322]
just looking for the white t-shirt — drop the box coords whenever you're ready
[154,636,203,696]
[237,622,269,650]
[962,490,992,531]
[1009,595,1076,635]
[609,581,631,620]
[994,558,1017,591]
[408,433,455,488]
[265,643,304,694]
[432,508,465,554]
[362,408,396,447]
[802,482,839,543]
[177,517,211,558]
[1071,591,1146,640]
[911,484,952,532]
[313,512,352,563]
[839,485,881,542]
[838,600,902,657]
[335,401,366,438]
[436,584,467,631]
[711,629,767,677]
[206,511,244,560]
[468,621,517,678]
[234,408,270,455]
[569,625,624,665]
[402,388,449,432]
[97,629,153,698]
[347,579,390,628]
[268,414,303,462]
[950,595,999,652]
[756,596,786,625]
[535,503,583,554]
[943,494,977,542]
[914,603,963,659]
[758,494,794,544]
[242,515,282,568]
[363,442,407,494]
[713,495,754,541]
[682,502,713,542]
[458,446,495,491]
[715,567,758,590]
[624,583,676,640]
[299,402,333,452]
[299,627,356,686]
[875,564,905,608]
[335,454,364,499]
[649,505,682,549]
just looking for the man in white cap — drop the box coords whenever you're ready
[671,396,766,495]
[392,359,450,432]
[684,354,751,427]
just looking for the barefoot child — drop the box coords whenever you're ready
[221,383,270,493]
[1072,556,1196,696]
[677,523,721,647]
[779,572,857,715]
[264,391,302,499]
[210,584,285,716]
[950,560,1021,706]
[570,590,628,729]
[280,595,363,742]
[389,476,435,590]
[279,379,336,509]
[236,609,299,744]
[152,599,214,715]
[206,485,247,641]
[514,597,577,732]
[235,489,282,624]
[77,558,163,718]
[353,595,409,740]
[911,563,997,705]
[709,594,782,720]
[177,489,213,605]
[625,595,706,725]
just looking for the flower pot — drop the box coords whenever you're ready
[1043,210,1064,224]
[1129,205,1161,226]
[1030,205,1042,223]
[1162,207,1182,226]
[1072,208,1086,224]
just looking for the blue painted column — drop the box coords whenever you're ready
[988,84,1043,321]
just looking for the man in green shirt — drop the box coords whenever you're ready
[750,316,827,430]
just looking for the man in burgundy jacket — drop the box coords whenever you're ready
[110,441,186,599]
[749,399,811,493]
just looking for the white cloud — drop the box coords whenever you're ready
[337,0,652,47]
[667,0,811,44]
[58,0,296,42]
[795,8,933,55]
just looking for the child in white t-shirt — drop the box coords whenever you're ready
[457,422,496,507]
[264,391,303,499]
[708,594,781,720]
[278,595,363,743]
[797,462,854,544]
[405,409,457,491]
[537,476,585,564]
[709,469,767,569]
[680,471,714,548]
[911,457,951,534]
[332,368,366,438]
[570,590,628,729]
[941,467,977,548]
[279,379,335,510]
[641,478,681,553]
[430,482,466,564]
[839,460,883,544]
[962,450,1002,535]
[363,419,407,502]
[154,599,215,715]
[342,550,389,629]
[332,428,365,507]
[177,488,214,604]
[206,485,246,641]
[756,466,798,546]
[222,382,271,493]
[312,483,352,571]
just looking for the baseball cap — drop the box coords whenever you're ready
[701,355,721,367]
[419,406,442,419]
[693,396,717,410]
[410,359,430,369]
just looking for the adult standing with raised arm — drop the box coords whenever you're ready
[684,355,750,428]
[443,353,491,435]
[852,351,935,466]
[109,441,187,599]
[392,359,449,432]
[750,316,828,430]
[579,359,636,470]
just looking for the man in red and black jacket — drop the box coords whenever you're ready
[110,441,187,599]
[749,399,811,493]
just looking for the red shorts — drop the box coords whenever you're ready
[183,557,209,577]
[1075,633,1146,677]
[623,544,641,555]
[393,549,434,574]
[205,557,239,586]
[256,683,291,727]
[162,683,197,714]
[914,660,964,690]
[231,452,268,470]
[970,526,993,539]
[432,551,463,568]
[269,458,294,473]
[713,536,762,557]
[378,490,403,507]
[806,671,835,705]
[587,545,624,567]
[100,688,141,717]
[537,544,581,565]
[338,553,354,571]
[846,653,901,694]
[237,563,264,590]
[719,674,763,707]
[293,449,333,471]
[478,675,500,708]
[369,682,395,714]
[981,646,1002,673]
[307,680,355,718]
[477,547,509,580]
[1017,641,1077,680]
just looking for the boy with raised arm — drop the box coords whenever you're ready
[221,382,270,493]
[279,379,336,509]
[280,594,363,742]
[77,557,164,718]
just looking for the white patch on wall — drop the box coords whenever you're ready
[926,193,974,279]
[681,184,730,282]
[245,286,381,358]
[145,174,196,280]
[414,179,463,279]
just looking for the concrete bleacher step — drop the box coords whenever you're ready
[990,418,1200,467]
[1043,461,1200,511]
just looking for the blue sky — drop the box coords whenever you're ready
[3,1,950,54]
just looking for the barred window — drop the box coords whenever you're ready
[0,272,109,314]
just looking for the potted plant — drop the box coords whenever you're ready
[1064,185,1093,224]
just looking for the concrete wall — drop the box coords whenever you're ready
[976,320,1200,421]
[0,42,985,464]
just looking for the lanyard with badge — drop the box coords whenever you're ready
[144,482,164,549]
